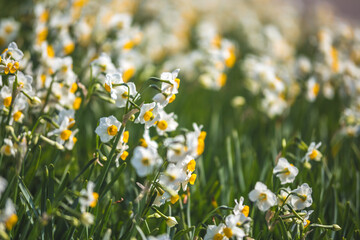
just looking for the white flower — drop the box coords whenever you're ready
[91,53,116,76]
[152,69,180,107]
[95,116,121,143]
[104,73,123,99]
[2,42,24,61]
[48,117,78,145]
[1,138,16,156]
[155,110,178,135]
[139,129,158,150]
[291,183,313,210]
[80,212,94,227]
[135,102,160,129]
[131,146,162,177]
[248,182,277,212]
[79,181,99,212]
[306,77,320,102]
[223,214,246,239]
[273,158,299,184]
[277,187,291,208]
[159,163,186,190]
[0,86,12,108]
[114,82,137,108]
[0,199,18,230]
[233,196,250,217]
[303,142,322,162]
[203,223,226,240]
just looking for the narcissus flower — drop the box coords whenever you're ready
[273,158,299,184]
[135,102,160,129]
[233,196,250,217]
[131,146,162,177]
[203,223,226,240]
[1,138,16,156]
[79,181,99,212]
[223,214,247,239]
[249,182,277,211]
[95,115,121,143]
[303,142,322,162]
[0,199,18,230]
[291,183,313,210]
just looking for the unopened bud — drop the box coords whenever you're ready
[332,224,341,231]
[165,216,178,228]
[31,96,42,105]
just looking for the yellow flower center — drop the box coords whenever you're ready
[213,233,224,240]
[217,73,227,87]
[4,96,12,107]
[73,97,82,110]
[41,74,47,87]
[107,125,118,136]
[40,10,49,23]
[47,45,55,58]
[143,110,154,122]
[89,192,99,208]
[73,137,78,144]
[123,40,134,50]
[175,78,180,89]
[5,213,18,230]
[3,145,11,156]
[139,138,148,148]
[197,139,205,155]
[141,158,150,166]
[242,205,250,217]
[187,159,196,172]
[63,42,75,55]
[189,174,197,185]
[123,131,129,143]
[104,83,111,93]
[70,83,78,93]
[120,151,129,160]
[331,46,339,73]
[223,227,233,238]
[259,193,267,201]
[121,91,128,99]
[157,120,168,131]
[225,47,236,68]
[305,219,310,228]
[309,149,318,160]
[123,67,135,82]
[312,83,320,97]
[13,111,22,122]
[199,131,207,140]
[60,129,72,141]
[37,28,48,43]
[170,194,179,204]
[168,94,176,103]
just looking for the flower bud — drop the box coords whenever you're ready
[332,224,341,231]
[166,216,178,228]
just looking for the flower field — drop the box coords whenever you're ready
[0,0,359,239]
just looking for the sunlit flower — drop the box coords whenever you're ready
[204,223,226,240]
[131,146,162,177]
[291,183,313,210]
[273,158,299,184]
[233,196,250,217]
[249,182,277,211]
[303,142,322,162]
[95,115,121,143]
[79,181,99,212]
[1,138,16,156]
